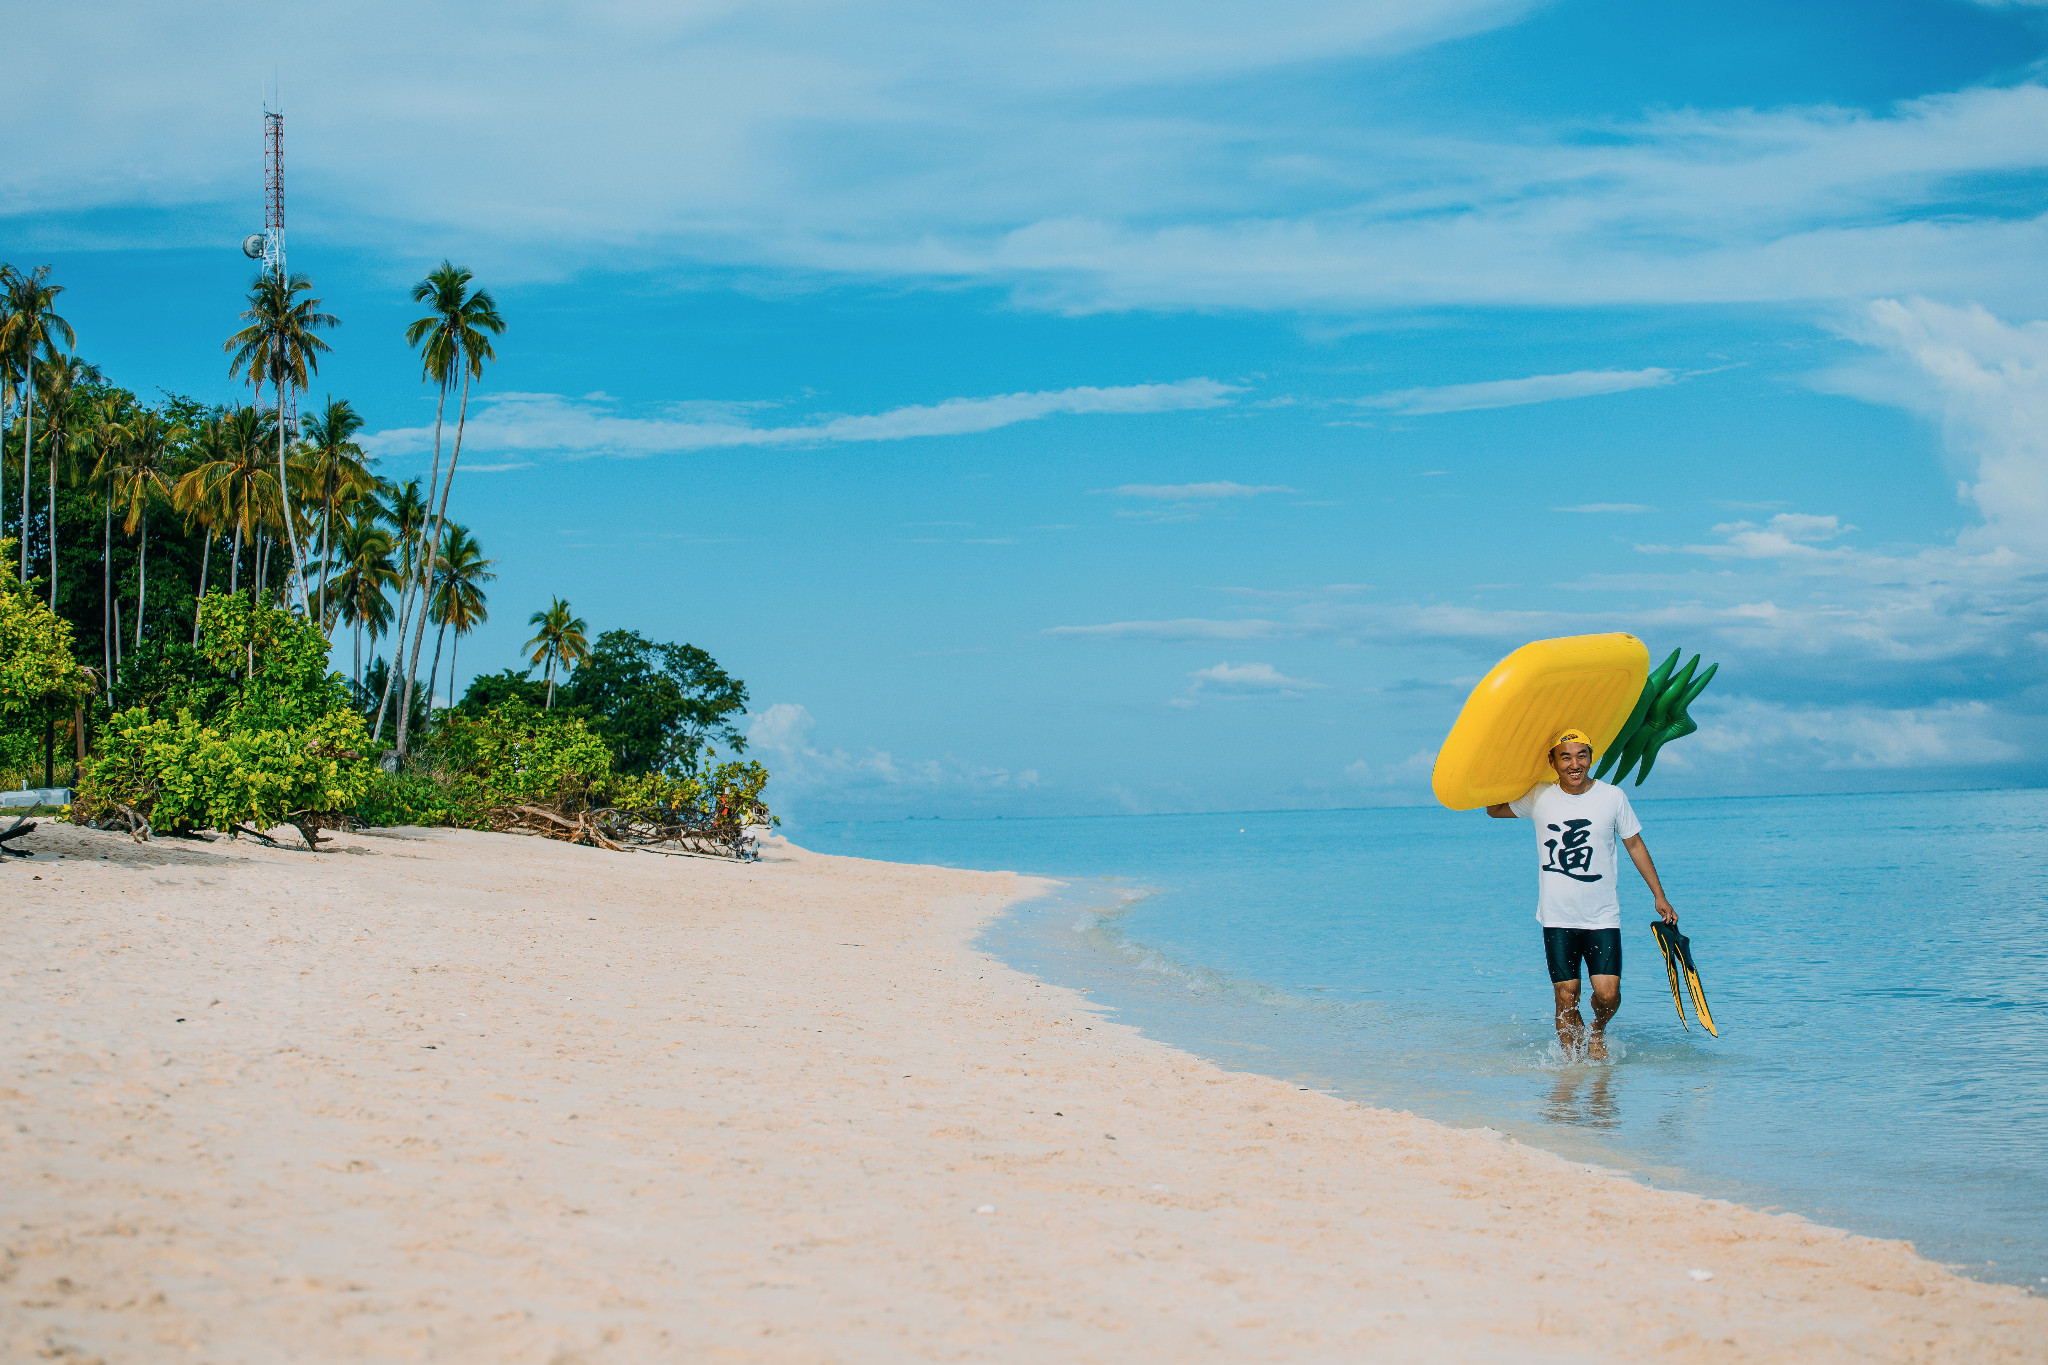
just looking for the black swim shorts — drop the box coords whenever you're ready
[1543,927,1622,983]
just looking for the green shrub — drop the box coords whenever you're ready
[401,701,772,832]
[0,538,90,773]
[75,592,373,845]
[356,767,461,828]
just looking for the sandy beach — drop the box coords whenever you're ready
[4,823,2042,1363]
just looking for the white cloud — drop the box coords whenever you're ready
[747,702,1041,812]
[1645,511,1855,559]
[1691,697,2023,770]
[1105,481,1295,500]
[1834,298,2048,555]
[1554,503,1655,514]
[1045,617,1293,641]
[361,379,1235,461]
[1343,750,1435,787]
[1187,661,1323,694]
[1357,368,1675,416]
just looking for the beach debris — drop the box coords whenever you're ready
[1688,1269,1715,1282]
[88,803,153,843]
[975,1204,996,1215]
[487,798,766,860]
[0,815,36,858]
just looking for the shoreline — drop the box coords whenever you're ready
[977,872,2033,1290]
[7,823,2043,1360]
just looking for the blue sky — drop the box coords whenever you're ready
[12,0,2048,820]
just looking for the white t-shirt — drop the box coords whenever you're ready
[1507,780,1643,929]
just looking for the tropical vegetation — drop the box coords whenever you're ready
[0,258,771,847]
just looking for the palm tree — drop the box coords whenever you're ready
[224,269,337,614]
[524,597,589,710]
[34,355,93,611]
[301,396,372,631]
[175,404,279,601]
[176,414,233,643]
[102,410,187,649]
[1,265,76,594]
[426,523,493,714]
[83,394,130,693]
[396,262,504,754]
[370,478,428,743]
[330,506,398,692]
[0,282,14,552]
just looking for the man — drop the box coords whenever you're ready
[1487,729,1679,1060]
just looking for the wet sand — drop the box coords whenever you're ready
[5,823,2042,1361]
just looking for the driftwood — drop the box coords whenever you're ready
[0,816,34,858]
[92,804,153,843]
[489,801,764,860]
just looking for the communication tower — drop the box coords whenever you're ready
[263,110,286,280]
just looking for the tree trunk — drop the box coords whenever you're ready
[371,584,412,744]
[102,493,113,697]
[229,521,242,596]
[318,479,334,632]
[134,506,147,650]
[394,385,455,757]
[47,413,57,610]
[448,634,459,713]
[20,365,33,583]
[276,370,308,614]
[354,621,362,691]
[545,655,556,710]
[113,600,122,672]
[194,534,211,644]
[427,615,449,725]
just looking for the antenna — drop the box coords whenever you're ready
[261,106,295,435]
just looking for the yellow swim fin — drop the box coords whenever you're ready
[1653,920,1718,1038]
[1651,919,1689,1031]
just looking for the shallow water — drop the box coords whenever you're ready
[814,789,2048,1288]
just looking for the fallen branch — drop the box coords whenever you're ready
[0,817,34,859]
[92,804,153,843]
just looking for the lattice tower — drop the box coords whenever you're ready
[263,110,294,433]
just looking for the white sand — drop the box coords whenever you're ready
[4,823,2042,1362]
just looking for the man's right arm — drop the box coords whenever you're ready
[1485,803,1517,819]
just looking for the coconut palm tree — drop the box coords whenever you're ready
[1,265,76,594]
[331,507,399,692]
[396,263,504,754]
[83,394,130,693]
[524,598,589,710]
[175,404,279,601]
[102,410,187,649]
[174,414,234,643]
[34,355,93,609]
[224,269,337,613]
[426,523,493,715]
[301,396,372,631]
[370,478,428,743]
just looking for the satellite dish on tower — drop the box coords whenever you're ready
[241,232,268,260]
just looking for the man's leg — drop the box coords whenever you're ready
[1586,975,1620,1060]
[1584,929,1623,1060]
[1544,928,1587,1056]
[1552,978,1587,1055]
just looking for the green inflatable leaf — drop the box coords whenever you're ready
[1597,648,1718,787]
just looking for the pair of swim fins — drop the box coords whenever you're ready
[1651,920,1717,1036]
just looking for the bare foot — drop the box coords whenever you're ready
[1587,1033,1609,1062]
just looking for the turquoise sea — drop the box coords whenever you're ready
[814,788,2048,1290]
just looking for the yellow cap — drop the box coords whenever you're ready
[1550,729,1592,752]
